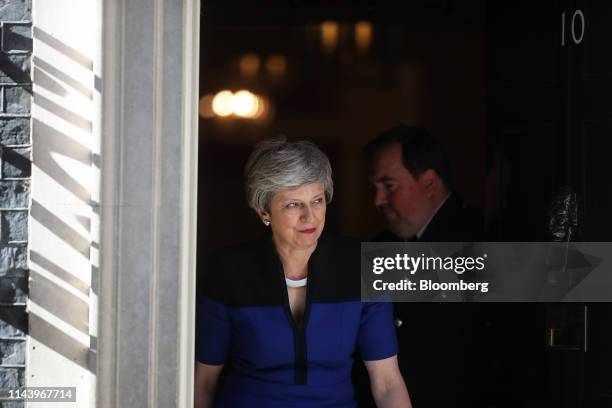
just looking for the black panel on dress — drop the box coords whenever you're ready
[200,232,362,307]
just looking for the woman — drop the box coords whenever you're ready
[195,138,411,407]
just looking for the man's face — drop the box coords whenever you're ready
[369,143,434,239]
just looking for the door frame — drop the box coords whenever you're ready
[97,0,200,406]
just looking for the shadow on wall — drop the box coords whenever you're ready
[2,26,98,374]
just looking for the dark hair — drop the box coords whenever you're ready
[364,126,452,188]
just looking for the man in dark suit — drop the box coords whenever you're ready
[356,126,482,407]
[365,126,481,243]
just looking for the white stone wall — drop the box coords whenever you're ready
[29,0,99,406]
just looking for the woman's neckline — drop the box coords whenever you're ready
[285,276,308,288]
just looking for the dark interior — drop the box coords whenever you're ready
[198,1,612,406]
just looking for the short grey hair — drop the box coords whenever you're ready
[244,137,333,212]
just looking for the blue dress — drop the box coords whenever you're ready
[196,233,398,407]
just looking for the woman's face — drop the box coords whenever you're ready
[260,182,327,252]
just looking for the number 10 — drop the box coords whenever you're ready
[561,10,585,46]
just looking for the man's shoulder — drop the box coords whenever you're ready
[422,194,484,242]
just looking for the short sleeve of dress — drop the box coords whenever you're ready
[357,302,398,361]
[195,295,231,365]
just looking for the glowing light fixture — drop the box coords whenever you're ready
[253,95,270,121]
[239,53,260,76]
[266,54,287,76]
[320,21,339,52]
[199,94,215,118]
[212,90,234,117]
[207,90,271,121]
[232,90,259,118]
[355,21,373,52]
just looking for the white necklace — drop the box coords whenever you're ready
[285,276,307,288]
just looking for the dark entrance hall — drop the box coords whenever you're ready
[197,1,612,406]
